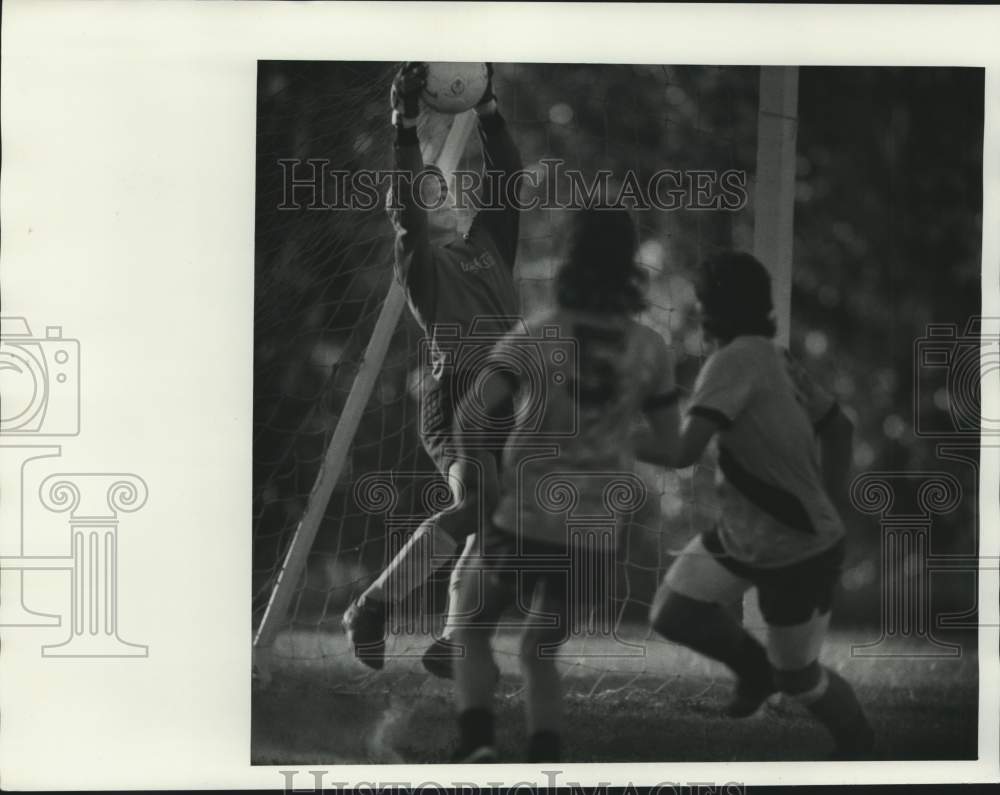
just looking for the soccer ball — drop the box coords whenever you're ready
[422,62,489,113]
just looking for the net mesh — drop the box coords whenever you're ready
[253,62,760,693]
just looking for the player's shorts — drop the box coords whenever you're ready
[665,528,845,628]
[463,529,621,645]
[419,372,513,476]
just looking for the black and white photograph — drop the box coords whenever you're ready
[2,2,998,790]
[251,61,983,764]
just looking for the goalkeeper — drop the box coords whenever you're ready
[343,62,524,674]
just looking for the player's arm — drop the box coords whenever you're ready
[636,412,723,469]
[386,63,435,299]
[784,350,854,510]
[816,402,854,512]
[636,345,747,469]
[469,65,524,270]
[633,333,682,465]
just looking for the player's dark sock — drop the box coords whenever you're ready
[653,592,772,686]
[456,707,495,755]
[723,639,775,717]
[527,730,561,763]
[807,669,875,758]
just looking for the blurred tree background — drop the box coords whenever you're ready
[253,63,983,638]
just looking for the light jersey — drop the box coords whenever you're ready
[491,307,675,550]
[689,335,845,568]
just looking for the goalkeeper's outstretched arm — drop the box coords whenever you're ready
[388,127,432,286]
[470,66,524,271]
[386,63,435,304]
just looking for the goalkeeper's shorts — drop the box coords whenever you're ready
[419,372,513,476]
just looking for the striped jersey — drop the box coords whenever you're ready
[689,335,844,567]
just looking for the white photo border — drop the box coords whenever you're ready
[1,0,997,789]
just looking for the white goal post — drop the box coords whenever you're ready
[754,65,799,347]
[744,66,800,630]
[252,110,479,675]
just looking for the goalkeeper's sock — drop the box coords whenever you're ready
[365,521,458,604]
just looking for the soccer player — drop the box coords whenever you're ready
[447,208,680,762]
[342,62,524,674]
[636,251,875,760]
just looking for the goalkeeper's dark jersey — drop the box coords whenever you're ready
[388,114,522,383]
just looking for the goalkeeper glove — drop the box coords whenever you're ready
[391,61,427,126]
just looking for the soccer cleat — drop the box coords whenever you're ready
[342,597,387,671]
[724,676,777,718]
[451,745,498,763]
[421,636,500,684]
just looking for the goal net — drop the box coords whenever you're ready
[253,62,772,694]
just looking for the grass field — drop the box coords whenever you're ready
[251,624,978,765]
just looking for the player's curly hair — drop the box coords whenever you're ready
[556,207,648,315]
[695,251,777,342]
